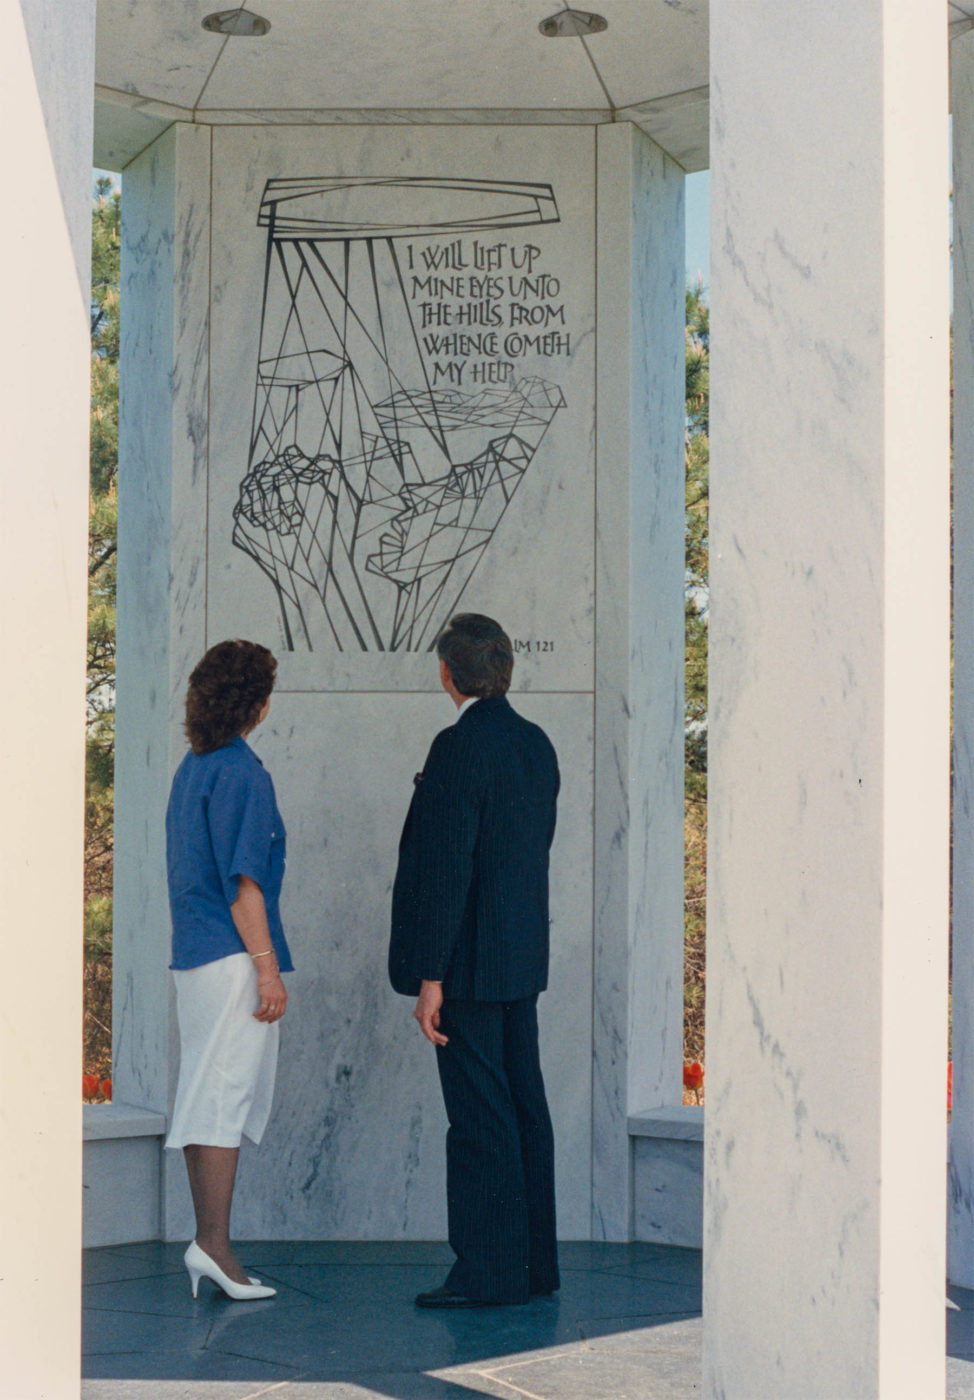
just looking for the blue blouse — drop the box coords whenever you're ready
[166,735,293,972]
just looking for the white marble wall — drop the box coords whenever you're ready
[5,2,94,1395]
[116,120,685,1244]
[631,1109,704,1249]
[593,123,686,1240]
[115,121,216,1239]
[705,4,950,1398]
[116,122,211,1121]
[951,28,974,1292]
[633,1139,703,1251]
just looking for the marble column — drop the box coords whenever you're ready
[705,4,950,1398]
[593,123,685,1239]
[951,28,974,1293]
[3,2,94,1396]
[115,122,211,1234]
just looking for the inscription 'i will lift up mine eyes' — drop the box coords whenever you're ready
[405,239,544,274]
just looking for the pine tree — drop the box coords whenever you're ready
[84,177,119,1073]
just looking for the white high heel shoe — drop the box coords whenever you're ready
[184,1239,277,1300]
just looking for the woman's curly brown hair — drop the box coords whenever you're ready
[185,640,277,754]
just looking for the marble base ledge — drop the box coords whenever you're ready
[83,1105,165,1248]
[83,1103,167,1141]
[628,1105,704,1141]
[630,1107,703,1249]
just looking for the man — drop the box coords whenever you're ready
[389,613,560,1308]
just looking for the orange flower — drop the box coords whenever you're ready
[100,1078,112,1102]
[683,1062,704,1090]
[82,1074,100,1100]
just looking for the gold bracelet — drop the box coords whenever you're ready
[251,949,274,960]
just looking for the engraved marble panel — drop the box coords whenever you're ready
[205,124,595,692]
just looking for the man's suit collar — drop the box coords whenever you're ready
[455,695,510,725]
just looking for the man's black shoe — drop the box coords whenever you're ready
[414,1284,494,1309]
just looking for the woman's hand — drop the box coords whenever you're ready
[255,971,287,1023]
[230,875,287,1023]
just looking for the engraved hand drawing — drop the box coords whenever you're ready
[232,177,566,651]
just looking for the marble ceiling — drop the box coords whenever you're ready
[95,2,970,177]
[93,0,710,172]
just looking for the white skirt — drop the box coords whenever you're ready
[166,952,279,1150]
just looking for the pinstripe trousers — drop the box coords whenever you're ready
[435,996,559,1304]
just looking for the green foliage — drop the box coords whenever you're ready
[85,177,119,1008]
[90,178,120,497]
[84,895,114,964]
[685,281,709,805]
[684,281,709,1064]
[89,175,119,712]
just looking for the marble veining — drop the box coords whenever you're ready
[115,125,212,1141]
[592,123,685,1241]
[112,115,689,1250]
[115,128,179,1117]
[196,692,595,1240]
[21,0,96,292]
[705,7,951,1396]
[633,1136,703,1248]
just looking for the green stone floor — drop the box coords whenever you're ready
[82,1240,974,1399]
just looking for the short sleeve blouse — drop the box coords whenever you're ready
[166,735,293,972]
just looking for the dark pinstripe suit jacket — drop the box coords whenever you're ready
[389,696,559,1002]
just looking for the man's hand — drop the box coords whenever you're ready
[414,980,448,1047]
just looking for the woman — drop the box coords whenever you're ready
[164,639,292,1301]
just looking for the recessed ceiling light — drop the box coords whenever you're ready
[539,8,608,38]
[202,9,271,37]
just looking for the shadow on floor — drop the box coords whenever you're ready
[82,1240,973,1400]
[83,1240,704,1398]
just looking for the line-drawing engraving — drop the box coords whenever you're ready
[232,177,567,651]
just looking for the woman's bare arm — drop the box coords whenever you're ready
[230,874,287,1022]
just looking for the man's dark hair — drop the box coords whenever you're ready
[436,614,513,699]
[184,639,277,754]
